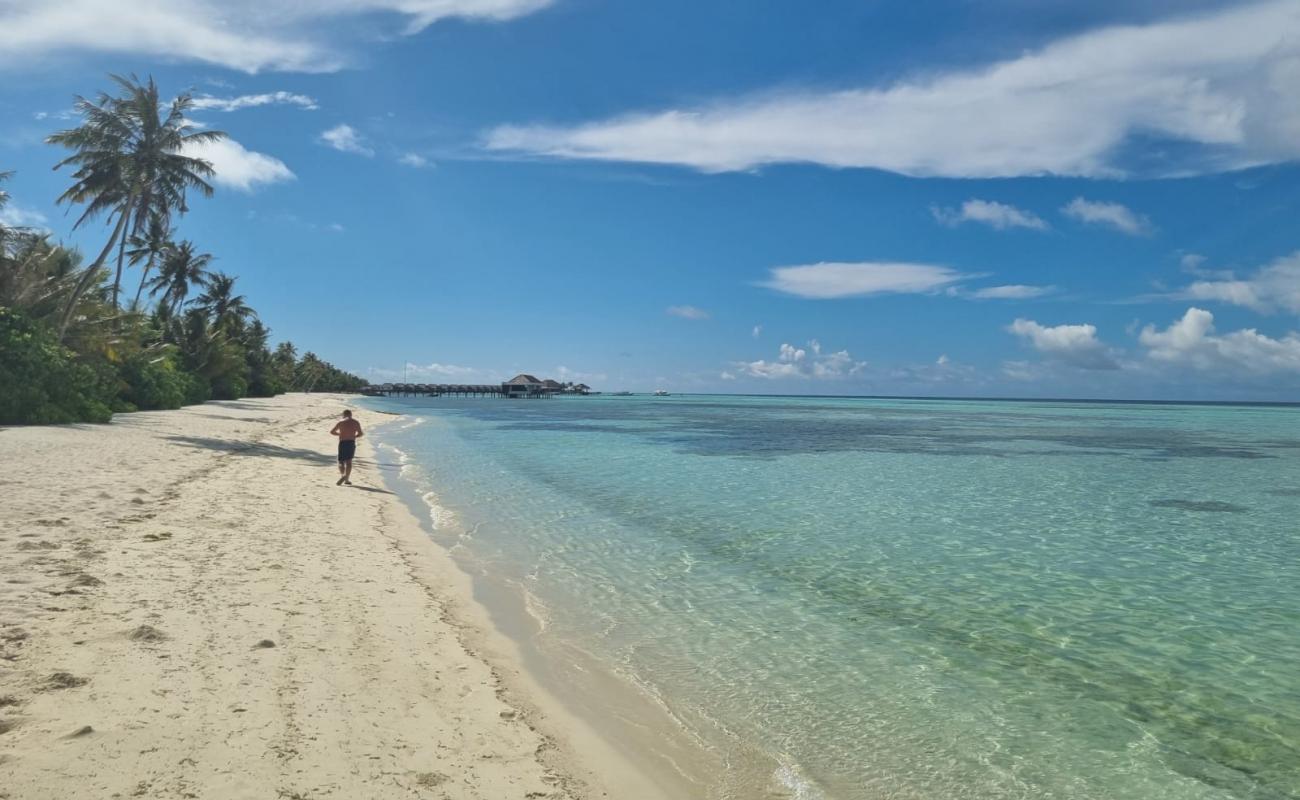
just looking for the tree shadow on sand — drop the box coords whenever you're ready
[164,435,334,464]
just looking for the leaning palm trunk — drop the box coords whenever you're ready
[131,257,155,310]
[57,197,134,342]
[111,216,130,310]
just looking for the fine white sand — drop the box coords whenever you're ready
[0,394,671,799]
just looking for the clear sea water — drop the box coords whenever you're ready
[363,394,1300,800]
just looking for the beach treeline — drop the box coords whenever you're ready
[1,75,365,425]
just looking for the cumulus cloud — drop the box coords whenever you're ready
[191,91,318,111]
[179,137,295,191]
[1139,307,1300,374]
[1061,198,1152,236]
[1008,318,1119,369]
[666,305,710,320]
[735,339,866,380]
[761,262,965,299]
[319,124,373,157]
[0,0,555,73]
[485,1,1300,178]
[1172,251,1300,314]
[931,199,1048,231]
[971,284,1056,300]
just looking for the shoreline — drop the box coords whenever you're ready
[364,405,797,800]
[0,394,664,798]
[369,424,743,800]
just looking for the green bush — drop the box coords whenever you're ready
[117,351,190,410]
[0,308,115,424]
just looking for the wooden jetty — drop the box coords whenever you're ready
[362,374,592,399]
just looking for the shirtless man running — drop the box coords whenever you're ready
[329,410,363,486]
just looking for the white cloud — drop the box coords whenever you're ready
[752,324,762,338]
[0,0,555,73]
[666,305,710,320]
[319,124,373,157]
[1008,318,1119,369]
[1061,197,1152,236]
[554,365,607,383]
[1140,307,1300,374]
[0,202,49,229]
[761,261,964,299]
[178,137,295,191]
[971,284,1056,300]
[369,361,500,382]
[1173,251,1300,314]
[192,91,318,111]
[485,1,1300,178]
[398,153,433,168]
[932,199,1048,231]
[736,340,866,380]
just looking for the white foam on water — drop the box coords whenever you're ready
[420,489,458,530]
[773,760,828,800]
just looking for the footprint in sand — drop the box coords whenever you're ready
[42,672,89,691]
[129,625,168,643]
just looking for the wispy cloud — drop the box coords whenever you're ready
[761,262,965,299]
[735,339,866,380]
[398,153,433,168]
[319,124,373,157]
[192,91,318,111]
[1140,307,1300,374]
[666,305,710,320]
[0,0,556,73]
[0,202,49,230]
[180,137,295,191]
[486,1,1300,178]
[1008,318,1119,370]
[751,324,762,338]
[1061,198,1152,236]
[932,199,1048,231]
[1167,251,1300,314]
[971,284,1056,300]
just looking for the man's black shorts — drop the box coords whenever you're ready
[338,439,356,463]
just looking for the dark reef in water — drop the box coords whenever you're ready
[1148,499,1248,512]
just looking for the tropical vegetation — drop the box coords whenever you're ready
[0,75,366,426]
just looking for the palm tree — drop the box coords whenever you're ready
[125,211,170,310]
[194,271,256,334]
[148,240,212,318]
[46,74,226,338]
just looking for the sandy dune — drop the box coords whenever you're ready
[0,394,647,799]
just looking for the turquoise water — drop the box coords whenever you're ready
[365,394,1300,800]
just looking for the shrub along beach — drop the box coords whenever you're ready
[0,75,365,426]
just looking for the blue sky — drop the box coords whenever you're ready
[2,0,1299,400]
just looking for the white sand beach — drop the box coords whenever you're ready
[0,394,670,799]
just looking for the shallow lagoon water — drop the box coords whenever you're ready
[367,394,1300,799]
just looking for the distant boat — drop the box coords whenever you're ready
[653,389,670,396]
[612,391,633,396]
